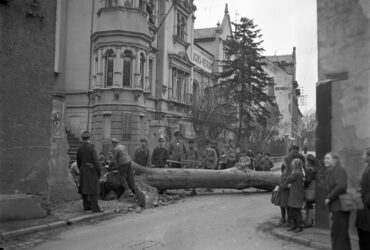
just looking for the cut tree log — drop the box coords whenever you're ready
[132,163,280,192]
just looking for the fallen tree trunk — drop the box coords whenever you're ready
[132,163,280,192]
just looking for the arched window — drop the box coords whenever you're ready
[176,11,187,40]
[181,16,186,40]
[177,13,181,38]
[139,53,145,89]
[122,50,133,87]
[105,49,114,87]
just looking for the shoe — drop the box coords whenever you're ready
[282,222,291,228]
[293,228,303,233]
[277,219,286,227]
[287,226,297,231]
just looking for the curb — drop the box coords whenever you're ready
[271,228,330,250]
[0,210,114,242]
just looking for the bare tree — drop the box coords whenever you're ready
[191,87,236,140]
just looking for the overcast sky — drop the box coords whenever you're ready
[193,0,317,112]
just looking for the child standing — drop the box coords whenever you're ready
[285,158,305,233]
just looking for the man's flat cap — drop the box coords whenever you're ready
[111,138,120,143]
[81,131,91,139]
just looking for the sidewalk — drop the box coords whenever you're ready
[0,190,191,242]
[270,223,359,250]
[0,198,138,242]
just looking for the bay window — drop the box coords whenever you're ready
[122,50,133,87]
[105,49,114,87]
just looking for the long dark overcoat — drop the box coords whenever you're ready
[356,164,370,232]
[77,142,101,195]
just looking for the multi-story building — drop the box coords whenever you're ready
[56,0,211,154]
[265,48,303,147]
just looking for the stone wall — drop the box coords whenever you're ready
[317,0,370,228]
[0,0,56,197]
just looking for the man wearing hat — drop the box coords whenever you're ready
[134,138,150,167]
[110,138,136,195]
[76,131,102,212]
[261,152,274,171]
[151,137,169,168]
[185,139,199,168]
[169,131,186,168]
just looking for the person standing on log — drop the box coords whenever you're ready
[110,138,136,196]
[356,148,370,250]
[204,140,218,169]
[76,131,103,213]
[134,138,150,167]
[151,137,169,168]
[169,131,186,168]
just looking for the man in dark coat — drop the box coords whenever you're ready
[169,131,186,168]
[77,131,102,213]
[134,138,150,166]
[356,148,370,250]
[286,145,305,166]
[151,137,169,168]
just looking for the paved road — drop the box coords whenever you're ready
[6,191,313,250]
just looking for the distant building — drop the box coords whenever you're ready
[265,48,303,148]
[194,4,234,142]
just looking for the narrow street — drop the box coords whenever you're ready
[6,191,313,250]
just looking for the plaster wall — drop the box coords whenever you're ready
[318,0,370,182]
[0,0,56,197]
[64,0,92,91]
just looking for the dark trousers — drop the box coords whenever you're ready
[289,207,302,228]
[331,211,351,250]
[119,162,136,194]
[82,194,100,212]
[357,227,370,250]
[280,207,287,221]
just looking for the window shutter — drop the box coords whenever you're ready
[122,112,132,141]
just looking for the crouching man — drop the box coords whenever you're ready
[110,138,136,196]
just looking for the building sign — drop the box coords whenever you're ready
[193,46,213,73]
[275,86,289,91]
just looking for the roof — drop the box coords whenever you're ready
[266,54,294,64]
[194,27,218,39]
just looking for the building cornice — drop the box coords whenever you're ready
[92,30,152,45]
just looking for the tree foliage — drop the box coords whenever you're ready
[218,17,275,146]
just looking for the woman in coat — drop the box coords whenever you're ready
[277,158,290,227]
[356,148,370,250]
[324,152,351,250]
[284,158,305,233]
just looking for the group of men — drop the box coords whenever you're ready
[73,129,275,212]
[132,131,274,171]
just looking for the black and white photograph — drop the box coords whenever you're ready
[0,0,369,249]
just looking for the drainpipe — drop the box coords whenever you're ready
[87,0,95,131]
